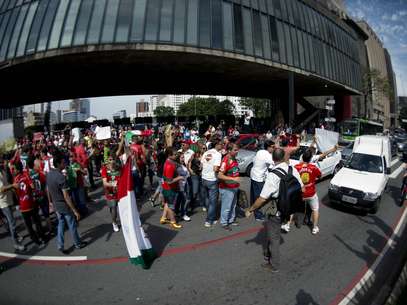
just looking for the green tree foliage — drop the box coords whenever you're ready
[239,97,271,118]
[177,97,235,116]
[154,106,175,117]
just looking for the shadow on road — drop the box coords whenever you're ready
[144,222,178,257]
[294,289,320,305]
[321,194,368,216]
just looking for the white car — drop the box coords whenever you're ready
[289,144,343,178]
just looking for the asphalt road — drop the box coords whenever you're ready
[0,161,406,305]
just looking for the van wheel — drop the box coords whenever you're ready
[370,198,381,214]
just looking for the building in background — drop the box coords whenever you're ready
[69,98,91,118]
[62,111,87,123]
[384,49,399,127]
[136,99,150,117]
[0,107,24,143]
[113,110,127,119]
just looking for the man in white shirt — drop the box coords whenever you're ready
[201,139,223,227]
[250,140,275,221]
[246,148,303,272]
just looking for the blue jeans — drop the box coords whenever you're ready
[250,179,265,220]
[220,188,238,226]
[201,179,219,223]
[1,206,18,245]
[56,212,81,249]
[71,188,87,214]
[132,170,142,197]
[190,175,201,207]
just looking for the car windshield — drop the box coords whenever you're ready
[346,153,383,173]
[342,121,358,136]
[290,146,309,160]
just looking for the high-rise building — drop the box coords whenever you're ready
[70,98,91,118]
[384,49,399,127]
[63,111,87,123]
[136,99,150,117]
[113,110,127,119]
[357,21,392,128]
[0,107,23,121]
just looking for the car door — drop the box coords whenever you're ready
[316,150,339,177]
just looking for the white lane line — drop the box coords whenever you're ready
[0,251,87,261]
[391,158,400,167]
[390,163,405,179]
[337,207,407,305]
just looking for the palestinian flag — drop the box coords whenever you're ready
[117,156,156,269]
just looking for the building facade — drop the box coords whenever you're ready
[62,111,86,123]
[0,107,23,121]
[136,99,150,117]
[384,48,398,127]
[113,110,127,119]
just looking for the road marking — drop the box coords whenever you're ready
[391,158,400,167]
[330,206,407,305]
[390,163,405,179]
[0,251,87,261]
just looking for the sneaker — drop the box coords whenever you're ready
[230,221,239,226]
[222,225,232,231]
[149,197,156,207]
[204,221,212,228]
[13,244,25,251]
[74,241,88,249]
[312,226,320,235]
[281,223,290,233]
[182,215,191,222]
[16,235,24,243]
[261,263,280,273]
[255,218,265,222]
[112,223,120,232]
[160,217,169,224]
[202,207,207,212]
[58,248,69,255]
[170,222,182,229]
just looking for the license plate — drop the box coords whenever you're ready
[342,195,357,204]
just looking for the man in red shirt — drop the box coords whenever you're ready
[160,147,184,229]
[12,161,46,246]
[294,148,322,235]
[218,143,240,231]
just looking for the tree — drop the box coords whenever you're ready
[177,97,235,116]
[154,106,175,117]
[239,97,272,118]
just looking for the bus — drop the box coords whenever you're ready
[340,118,383,142]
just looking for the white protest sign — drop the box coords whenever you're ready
[95,126,111,140]
[315,128,338,153]
[71,128,81,143]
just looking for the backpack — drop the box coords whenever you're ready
[271,166,303,221]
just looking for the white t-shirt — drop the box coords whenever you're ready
[250,150,274,183]
[0,171,12,209]
[183,149,195,166]
[201,149,222,182]
[260,163,303,199]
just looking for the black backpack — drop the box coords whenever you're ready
[271,166,303,221]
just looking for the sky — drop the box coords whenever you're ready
[25,0,407,119]
[345,0,407,96]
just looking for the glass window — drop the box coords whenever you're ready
[251,0,258,10]
[73,0,93,46]
[279,0,288,22]
[186,0,198,45]
[130,0,146,42]
[296,1,305,29]
[258,0,267,13]
[16,1,37,56]
[222,1,233,51]
[276,19,285,63]
[261,14,270,59]
[302,31,310,71]
[285,0,294,25]
[233,3,244,51]
[199,0,210,48]
[0,7,19,60]
[242,7,253,55]
[272,0,281,18]
[283,23,292,66]
[159,0,174,42]
[7,3,28,58]
[115,0,133,43]
[145,0,160,41]
[26,0,49,54]
[308,34,314,72]
[0,11,11,52]
[212,0,222,49]
[322,43,328,77]
[7,0,16,10]
[60,0,82,47]
[290,26,299,67]
[266,0,274,15]
[37,0,60,51]
[100,0,119,43]
[301,3,310,33]
[252,11,262,57]
[269,16,279,61]
[87,0,106,43]
[173,0,186,44]
[297,30,305,70]
[242,0,250,7]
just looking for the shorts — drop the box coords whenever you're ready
[304,194,319,211]
[106,199,118,208]
[162,189,177,210]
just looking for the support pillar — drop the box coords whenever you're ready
[334,95,352,123]
[288,72,295,126]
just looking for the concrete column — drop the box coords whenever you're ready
[334,95,352,123]
[288,72,295,126]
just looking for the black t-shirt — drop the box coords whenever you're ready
[157,151,167,178]
[191,158,202,175]
[46,169,70,214]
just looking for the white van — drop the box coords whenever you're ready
[328,135,391,214]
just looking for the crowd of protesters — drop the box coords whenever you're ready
[0,119,330,256]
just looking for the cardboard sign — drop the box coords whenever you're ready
[95,126,111,140]
[315,128,338,153]
[71,128,81,143]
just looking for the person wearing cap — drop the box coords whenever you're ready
[249,140,276,221]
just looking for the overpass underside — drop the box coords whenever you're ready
[0,48,358,107]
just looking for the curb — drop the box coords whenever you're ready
[383,253,407,305]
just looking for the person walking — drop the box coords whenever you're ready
[47,154,87,254]
[246,148,303,272]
